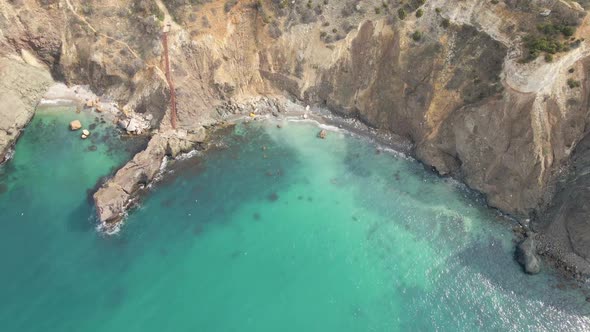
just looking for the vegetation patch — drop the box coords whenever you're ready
[568,78,581,89]
[522,22,578,62]
[224,0,238,13]
[412,30,422,41]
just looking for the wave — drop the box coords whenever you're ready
[3,148,14,162]
[146,156,170,190]
[374,144,412,161]
[96,221,121,236]
[175,149,202,161]
[38,98,77,106]
[285,118,344,132]
[283,115,413,161]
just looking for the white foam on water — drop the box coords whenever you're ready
[284,116,413,161]
[286,118,344,133]
[149,156,170,187]
[3,148,14,162]
[374,144,412,161]
[96,219,122,236]
[159,156,169,172]
[38,98,76,106]
[176,149,202,161]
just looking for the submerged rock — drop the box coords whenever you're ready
[515,236,541,275]
[318,129,327,139]
[267,192,279,202]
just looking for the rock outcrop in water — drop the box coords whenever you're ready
[516,236,541,275]
[70,120,82,131]
[3,0,590,276]
[94,128,206,225]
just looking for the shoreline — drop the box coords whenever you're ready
[31,89,590,283]
[112,106,590,291]
[173,102,590,284]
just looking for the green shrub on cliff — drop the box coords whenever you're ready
[412,31,422,41]
[523,22,577,61]
[154,7,165,21]
[568,78,581,88]
[537,23,576,37]
[398,8,406,20]
[225,0,238,13]
[524,35,566,55]
[544,54,553,62]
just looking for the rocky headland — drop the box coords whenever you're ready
[2,0,590,277]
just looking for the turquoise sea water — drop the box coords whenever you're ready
[1,107,590,331]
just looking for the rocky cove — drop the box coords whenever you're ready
[3,0,590,282]
[5,108,590,331]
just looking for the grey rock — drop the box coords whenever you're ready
[515,237,541,275]
[535,132,590,277]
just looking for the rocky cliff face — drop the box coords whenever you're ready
[2,0,590,275]
[0,57,52,162]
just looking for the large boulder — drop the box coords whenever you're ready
[515,237,541,275]
[125,118,141,133]
[119,114,151,135]
[70,120,82,131]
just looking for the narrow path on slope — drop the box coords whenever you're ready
[153,0,180,129]
[162,32,177,129]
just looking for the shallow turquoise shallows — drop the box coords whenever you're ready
[1,107,590,332]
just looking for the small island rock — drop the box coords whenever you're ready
[70,120,82,131]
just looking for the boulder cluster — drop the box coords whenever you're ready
[69,120,91,139]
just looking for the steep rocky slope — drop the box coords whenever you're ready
[0,57,52,162]
[2,0,590,275]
